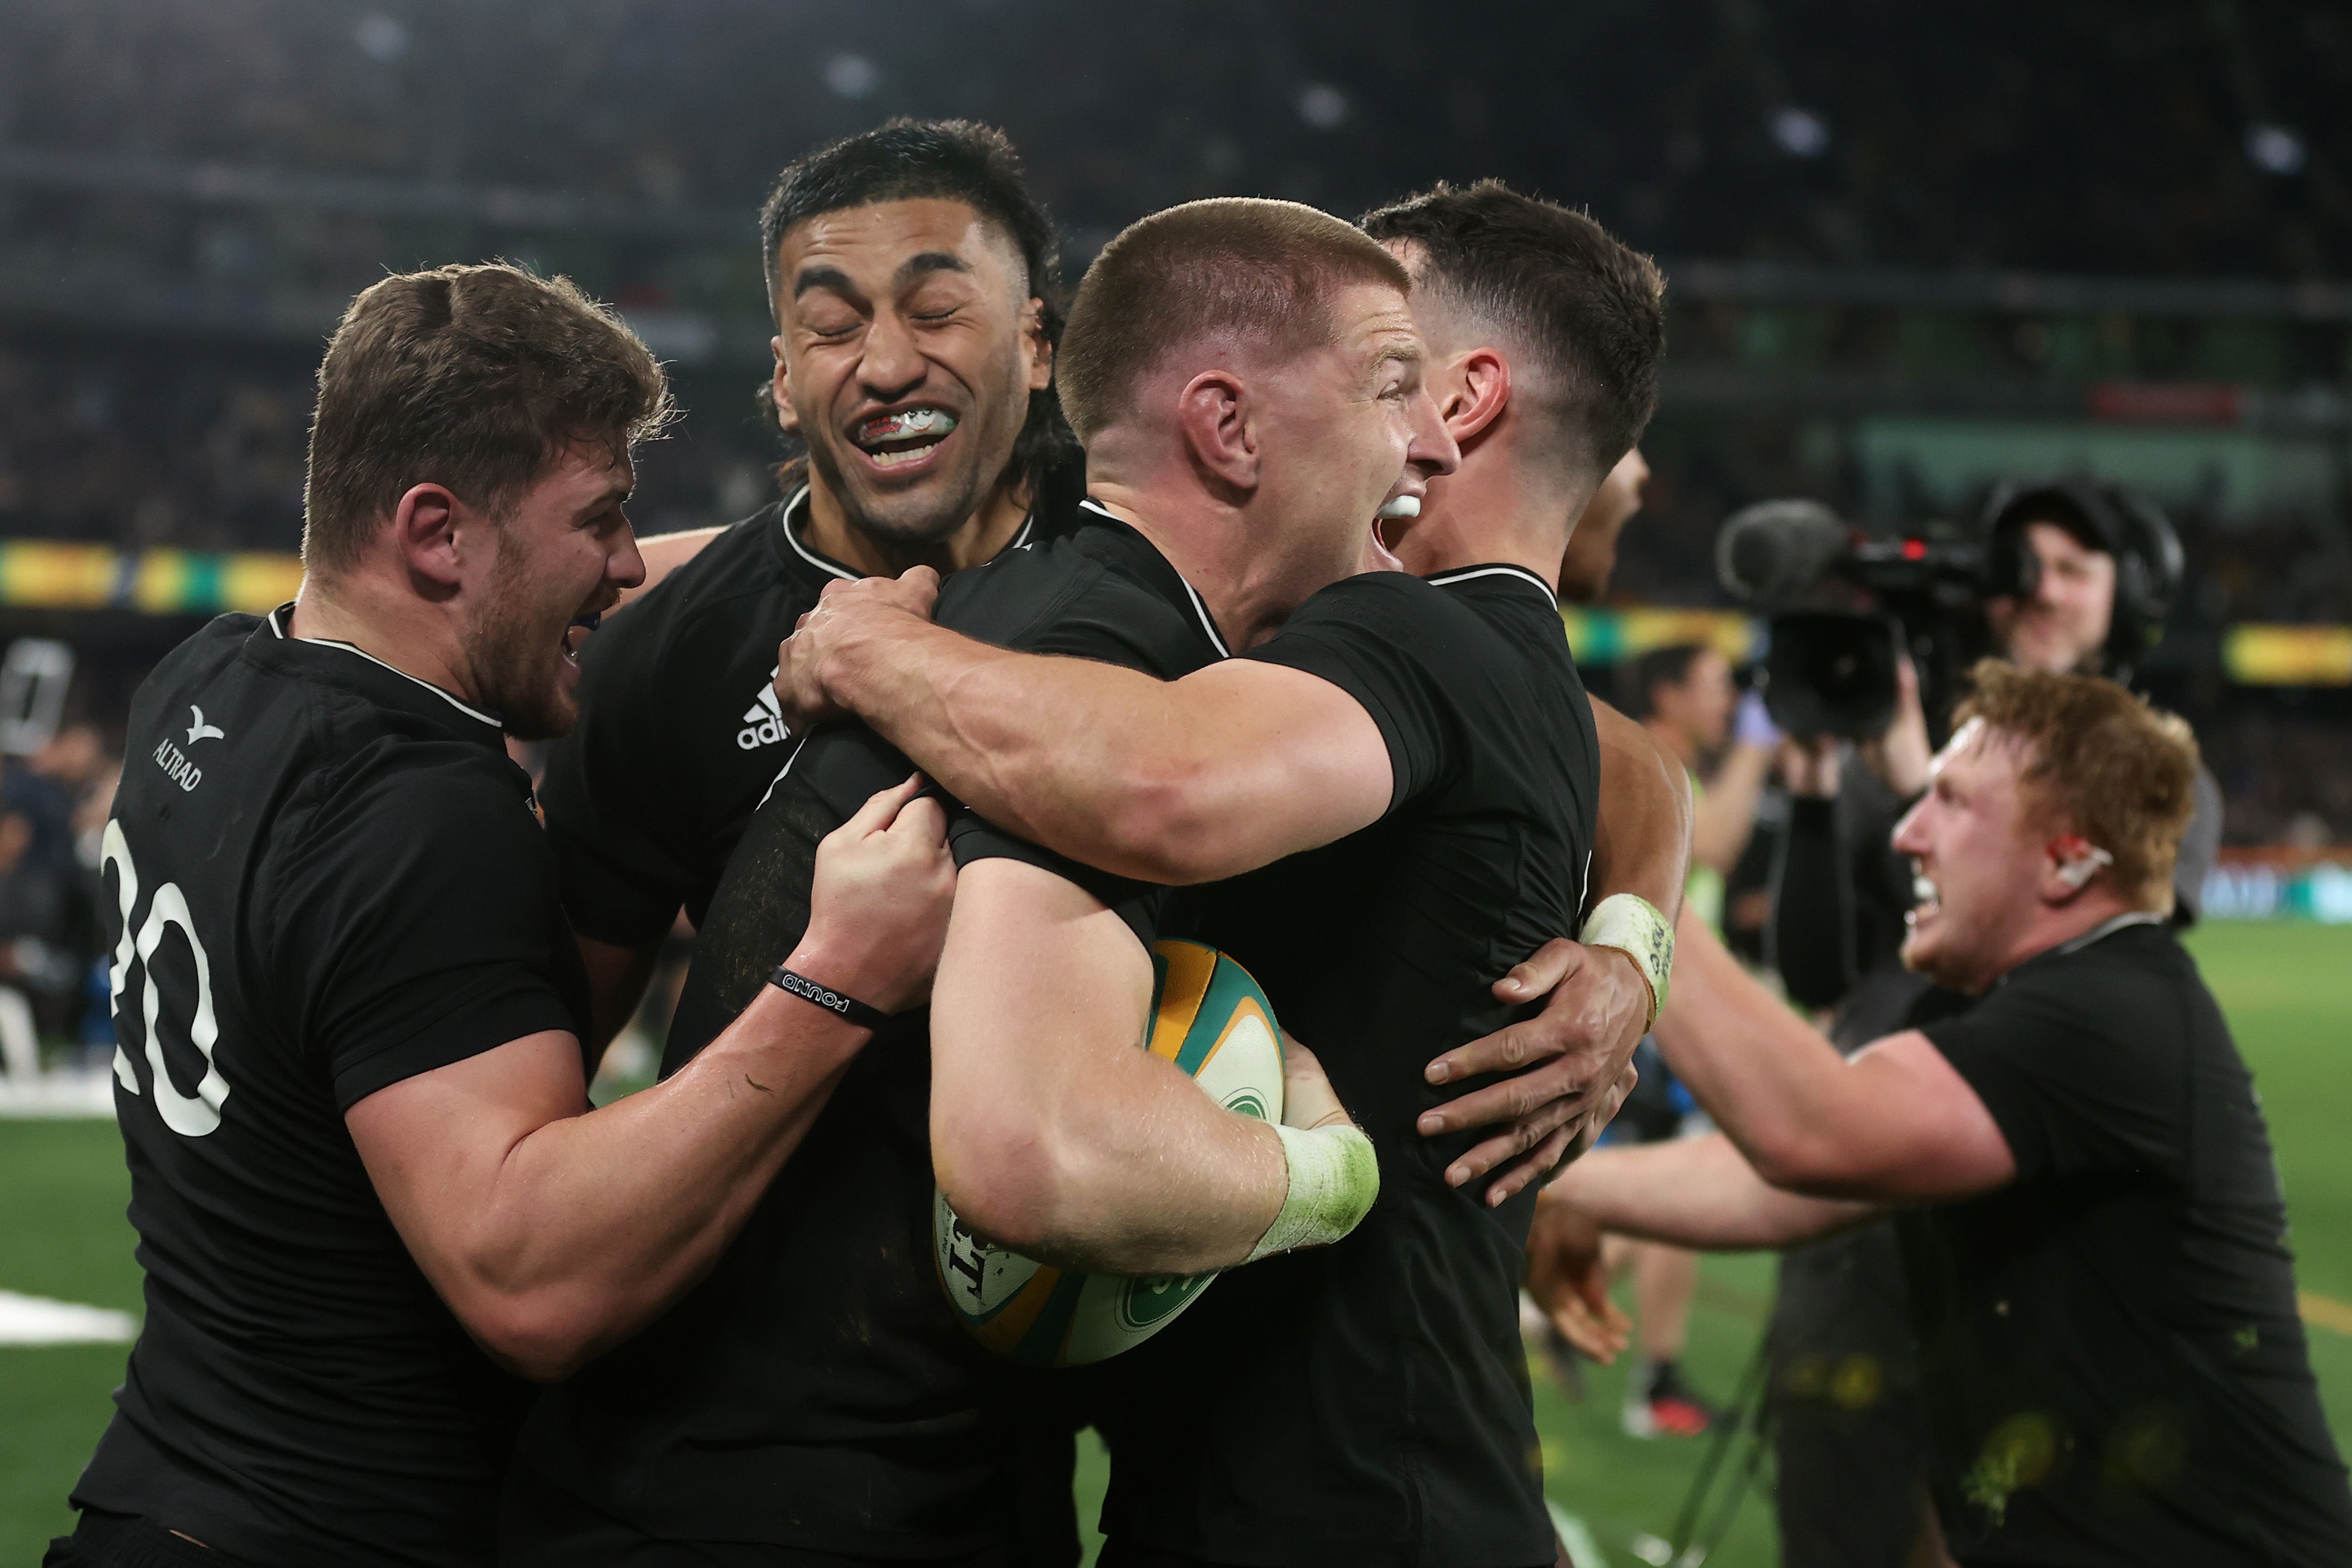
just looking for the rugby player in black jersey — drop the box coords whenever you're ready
[551,120,1643,1140]
[1542,668,2352,1567]
[764,183,1675,1566]
[45,264,958,1568]
[539,119,1082,1053]
[503,197,1477,1567]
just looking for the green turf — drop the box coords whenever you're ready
[4,922,2349,1567]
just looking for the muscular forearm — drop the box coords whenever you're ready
[928,860,1291,1275]
[937,1043,1290,1277]
[1589,699,1693,920]
[1545,1133,1873,1250]
[1652,911,1890,1188]
[382,966,864,1381]
[823,623,1385,885]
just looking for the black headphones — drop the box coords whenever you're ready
[1980,476,2183,678]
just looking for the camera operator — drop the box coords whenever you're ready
[1762,478,2224,1566]
[1539,664,2352,1567]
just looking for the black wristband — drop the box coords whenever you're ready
[768,964,891,1031]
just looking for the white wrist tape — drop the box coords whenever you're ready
[1247,1122,1380,1263]
[1580,892,1675,1030]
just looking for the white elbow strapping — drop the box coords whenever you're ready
[1246,1123,1379,1262]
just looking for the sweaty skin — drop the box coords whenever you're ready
[1530,715,2156,1357]
[563,195,1057,1055]
[774,278,1694,1196]
[920,263,1459,1272]
[294,432,962,1383]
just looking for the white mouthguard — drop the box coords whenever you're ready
[859,408,958,443]
[1376,495,1421,520]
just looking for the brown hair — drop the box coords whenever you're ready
[1359,180,1666,480]
[302,263,672,574]
[1955,659,2200,910]
[1056,198,1409,441]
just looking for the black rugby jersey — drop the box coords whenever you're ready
[1093,564,1599,1568]
[539,469,1080,948]
[1910,918,2352,1566]
[73,608,589,1567]
[504,509,1228,1559]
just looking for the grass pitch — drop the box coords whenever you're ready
[4,921,2349,1566]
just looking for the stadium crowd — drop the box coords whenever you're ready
[3,7,2351,1566]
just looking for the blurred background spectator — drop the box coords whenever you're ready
[0,0,2345,1091]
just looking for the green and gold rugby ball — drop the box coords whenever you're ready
[932,939,1284,1367]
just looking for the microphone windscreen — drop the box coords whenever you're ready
[1715,499,1850,602]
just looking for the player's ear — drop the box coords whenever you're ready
[1443,348,1511,448]
[770,345,801,435]
[1021,298,1053,393]
[1175,369,1257,494]
[391,483,464,592]
[2040,833,2112,903]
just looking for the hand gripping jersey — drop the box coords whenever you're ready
[1093,563,1600,1568]
[538,469,1081,948]
[72,609,589,1567]
[504,510,1229,1562]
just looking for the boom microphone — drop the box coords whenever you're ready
[1714,499,1850,603]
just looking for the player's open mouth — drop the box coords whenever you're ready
[850,406,959,472]
[1366,491,1420,570]
[561,611,602,667]
[1906,870,1941,929]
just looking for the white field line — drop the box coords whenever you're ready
[0,1068,117,1118]
[0,1289,136,1345]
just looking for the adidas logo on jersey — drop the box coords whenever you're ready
[737,670,790,751]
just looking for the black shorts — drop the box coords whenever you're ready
[496,1459,1019,1568]
[44,1512,242,1568]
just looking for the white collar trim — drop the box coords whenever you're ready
[778,486,859,582]
[1424,563,1560,606]
[779,485,1038,580]
[1077,499,1228,658]
[267,606,503,729]
[2051,909,2166,957]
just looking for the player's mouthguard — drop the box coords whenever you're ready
[1376,495,1421,520]
[1912,873,1940,910]
[855,408,958,450]
[570,612,602,632]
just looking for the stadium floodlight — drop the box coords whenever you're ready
[1296,83,1349,131]
[825,53,880,100]
[352,13,408,64]
[2246,123,2307,176]
[1769,105,1830,158]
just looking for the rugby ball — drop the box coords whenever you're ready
[933,939,1284,1367]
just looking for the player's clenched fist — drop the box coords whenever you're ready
[802,773,957,1013]
[773,566,943,733]
[1275,1033,1358,1135]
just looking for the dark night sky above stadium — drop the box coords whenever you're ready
[5,0,2350,278]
